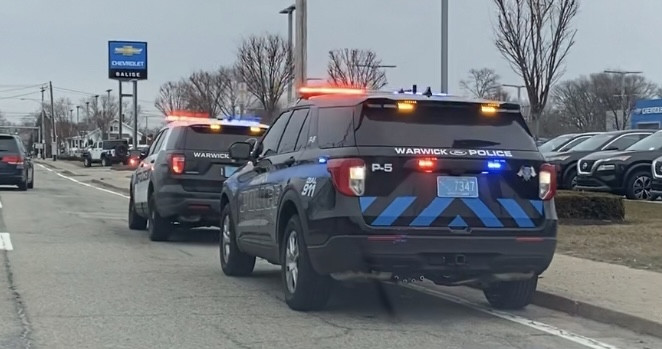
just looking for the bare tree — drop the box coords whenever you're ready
[235,33,293,124]
[591,73,659,130]
[216,66,256,118]
[327,48,388,89]
[183,70,227,118]
[493,0,579,138]
[155,81,191,116]
[552,76,606,131]
[460,68,502,99]
[0,111,8,126]
[88,94,117,139]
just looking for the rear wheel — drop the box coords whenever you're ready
[148,195,171,241]
[27,169,34,189]
[625,170,651,200]
[17,177,27,191]
[220,205,255,276]
[101,157,110,167]
[281,215,331,311]
[483,277,538,310]
[128,194,147,230]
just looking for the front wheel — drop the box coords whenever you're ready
[625,171,651,200]
[83,157,92,167]
[101,157,110,167]
[564,169,577,189]
[281,215,331,311]
[483,277,538,310]
[128,194,147,230]
[219,205,255,276]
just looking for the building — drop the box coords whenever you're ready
[631,99,662,130]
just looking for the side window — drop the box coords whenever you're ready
[149,131,165,156]
[294,111,311,152]
[605,135,642,150]
[277,109,309,154]
[559,136,589,151]
[317,107,355,149]
[637,133,652,141]
[258,111,292,157]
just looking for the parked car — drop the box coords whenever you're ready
[538,132,601,153]
[544,130,654,189]
[650,155,662,198]
[0,134,34,190]
[575,130,662,200]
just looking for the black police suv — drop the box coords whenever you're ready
[219,86,558,311]
[0,134,34,190]
[128,118,267,241]
[538,132,600,154]
[544,130,654,189]
[576,130,662,200]
[650,155,662,198]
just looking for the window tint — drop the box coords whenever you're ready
[0,136,19,153]
[317,107,355,149]
[538,134,574,153]
[149,131,165,156]
[354,103,537,150]
[557,136,590,152]
[277,109,309,154]
[258,111,291,157]
[626,132,662,151]
[604,134,646,150]
[183,125,266,151]
[294,111,311,152]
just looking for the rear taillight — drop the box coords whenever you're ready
[417,157,437,173]
[169,154,186,174]
[327,158,365,196]
[1,155,23,165]
[539,163,557,200]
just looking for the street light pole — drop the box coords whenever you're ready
[604,70,642,129]
[440,0,449,93]
[294,0,307,97]
[76,106,80,124]
[40,86,45,159]
[502,84,525,104]
[279,4,295,103]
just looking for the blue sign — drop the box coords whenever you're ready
[631,99,662,130]
[108,41,147,80]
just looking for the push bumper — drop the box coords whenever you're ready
[307,231,557,276]
[156,184,221,223]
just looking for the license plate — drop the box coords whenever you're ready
[437,176,479,198]
[224,166,238,177]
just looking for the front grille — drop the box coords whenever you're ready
[577,160,595,174]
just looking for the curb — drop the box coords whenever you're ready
[532,290,662,339]
[90,179,130,195]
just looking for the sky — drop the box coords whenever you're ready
[2,0,662,126]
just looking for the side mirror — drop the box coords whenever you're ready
[229,142,252,160]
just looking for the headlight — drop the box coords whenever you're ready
[546,155,570,162]
[597,164,616,171]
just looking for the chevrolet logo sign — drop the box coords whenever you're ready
[114,46,143,56]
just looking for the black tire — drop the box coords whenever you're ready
[27,170,34,189]
[483,277,538,310]
[564,168,577,189]
[101,157,110,167]
[128,194,147,230]
[625,170,652,200]
[220,205,256,276]
[148,195,171,241]
[17,177,27,191]
[83,156,92,167]
[281,215,331,311]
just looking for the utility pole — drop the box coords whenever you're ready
[118,82,123,141]
[40,86,45,159]
[49,81,57,160]
[105,89,112,139]
[85,101,90,120]
[604,70,642,129]
[132,79,138,149]
[76,106,80,124]
[294,0,307,97]
[280,4,295,103]
[440,0,449,93]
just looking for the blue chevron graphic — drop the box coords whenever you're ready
[498,198,534,228]
[448,215,468,228]
[371,196,416,226]
[529,200,543,215]
[359,196,377,213]
[410,198,453,227]
[461,198,504,228]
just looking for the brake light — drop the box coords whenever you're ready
[417,157,436,173]
[539,163,557,200]
[169,154,186,174]
[1,155,23,165]
[327,158,366,196]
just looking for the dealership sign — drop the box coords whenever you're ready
[108,41,147,80]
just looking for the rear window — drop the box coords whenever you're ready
[538,134,574,153]
[353,102,537,151]
[184,125,266,151]
[0,136,19,153]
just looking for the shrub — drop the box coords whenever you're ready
[555,190,624,221]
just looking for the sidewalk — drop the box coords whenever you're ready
[34,159,662,337]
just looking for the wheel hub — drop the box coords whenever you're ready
[285,231,299,294]
[222,216,231,264]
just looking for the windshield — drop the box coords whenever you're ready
[626,132,662,151]
[538,134,574,152]
[568,133,614,151]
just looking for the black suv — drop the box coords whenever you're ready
[128,118,267,241]
[538,132,600,153]
[0,134,34,190]
[650,155,662,198]
[219,87,558,311]
[544,130,654,189]
[576,130,662,200]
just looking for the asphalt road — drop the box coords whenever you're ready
[0,165,660,349]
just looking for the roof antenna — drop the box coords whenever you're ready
[412,84,417,94]
[423,86,433,97]
[398,88,405,94]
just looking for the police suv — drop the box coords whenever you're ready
[220,86,558,311]
[128,113,267,241]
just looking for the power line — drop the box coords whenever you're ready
[0,91,41,100]
[52,86,99,96]
[0,84,46,94]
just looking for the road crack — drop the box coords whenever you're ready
[3,250,34,349]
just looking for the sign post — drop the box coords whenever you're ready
[108,40,148,150]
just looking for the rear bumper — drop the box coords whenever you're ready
[307,228,557,276]
[156,184,221,223]
[0,170,24,185]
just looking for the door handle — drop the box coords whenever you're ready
[284,157,295,167]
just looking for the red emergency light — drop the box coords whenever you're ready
[165,110,211,122]
[298,86,366,99]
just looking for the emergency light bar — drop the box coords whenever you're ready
[298,86,366,99]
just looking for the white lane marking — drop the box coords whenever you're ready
[407,284,620,349]
[37,164,129,199]
[0,233,13,251]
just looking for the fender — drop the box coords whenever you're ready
[277,188,308,240]
[623,162,652,186]
[562,163,577,183]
